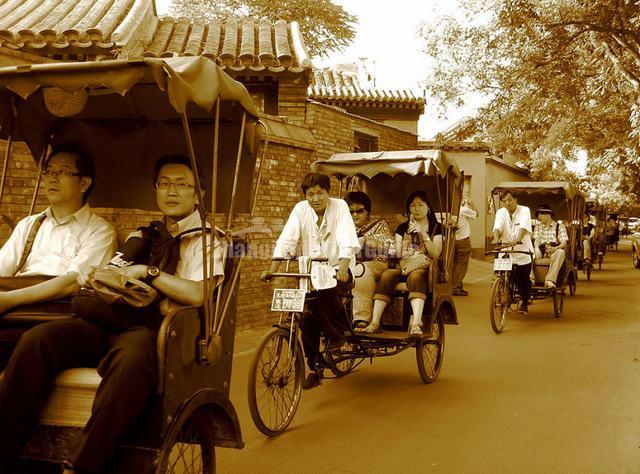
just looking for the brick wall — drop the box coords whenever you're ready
[277,80,308,124]
[306,101,417,159]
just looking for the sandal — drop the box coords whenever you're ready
[408,323,423,337]
[355,322,382,334]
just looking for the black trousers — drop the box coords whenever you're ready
[300,280,351,371]
[0,318,157,474]
[512,262,532,305]
[0,327,28,370]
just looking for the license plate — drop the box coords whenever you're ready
[271,288,306,312]
[493,257,513,271]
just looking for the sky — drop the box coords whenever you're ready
[154,0,478,139]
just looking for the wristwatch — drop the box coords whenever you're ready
[146,265,160,281]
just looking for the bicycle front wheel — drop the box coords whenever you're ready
[489,275,508,334]
[248,327,305,436]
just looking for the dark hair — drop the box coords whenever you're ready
[499,190,517,201]
[301,172,330,194]
[46,144,95,203]
[405,191,433,216]
[153,154,205,190]
[345,191,371,213]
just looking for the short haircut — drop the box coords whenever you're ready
[499,190,517,201]
[405,190,432,215]
[345,191,371,213]
[301,172,330,194]
[153,154,205,190]
[46,144,95,203]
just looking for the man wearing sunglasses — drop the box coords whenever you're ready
[0,145,117,368]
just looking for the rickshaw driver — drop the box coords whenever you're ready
[581,214,596,264]
[0,155,224,474]
[532,204,568,289]
[261,172,360,390]
[0,146,117,369]
[491,190,534,314]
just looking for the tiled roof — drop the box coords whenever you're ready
[142,17,312,73]
[0,0,155,56]
[309,68,425,109]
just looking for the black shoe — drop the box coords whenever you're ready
[453,289,469,296]
[302,372,322,390]
[517,302,528,314]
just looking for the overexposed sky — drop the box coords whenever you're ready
[155,0,478,139]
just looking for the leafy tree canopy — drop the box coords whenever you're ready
[169,0,357,57]
[419,0,640,211]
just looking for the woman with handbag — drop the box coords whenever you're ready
[356,191,443,336]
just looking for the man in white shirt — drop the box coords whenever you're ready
[0,155,223,474]
[0,146,117,368]
[491,190,534,313]
[452,194,478,296]
[261,172,360,390]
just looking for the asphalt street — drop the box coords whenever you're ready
[218,239,640,473]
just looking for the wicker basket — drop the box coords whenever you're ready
[43,87,88,117]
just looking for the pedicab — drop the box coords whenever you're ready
[586,200,607,270]
[487,182,584,332]
[247,149,461,436]
[0,56,263,473]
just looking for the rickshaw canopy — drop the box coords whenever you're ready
[311,149,462,180]
[0,57,260,211]
[492,181,582,201]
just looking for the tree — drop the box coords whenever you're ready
[419,0,640,209]
[169,0,357,57]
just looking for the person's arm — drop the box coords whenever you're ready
[491,210,504,244]
[262,206,301,281]
[0,272,80,314]
[335,200,361,282]
[424,233,443,259]
[118,264,205,307]
[459,203,478,220]
[557,223,569,250]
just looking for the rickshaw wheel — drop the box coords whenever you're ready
[489,277,508,334]
[633,249,640,269]
[325,340,356,377]
[416,309,445,384]
[248,327,304,437]
[156,408,216,474]
[553,291,563,318]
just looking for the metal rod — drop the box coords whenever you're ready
[249,120,270,219]
[180,112,211,340]
[210,99,221,336]
[0,131,13,205]
[28,145,48,215]
[226,111,246,229]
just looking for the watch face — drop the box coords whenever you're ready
[148,266,160,278]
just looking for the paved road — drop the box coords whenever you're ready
[219,240,640,473]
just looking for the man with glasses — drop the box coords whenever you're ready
[0,154,225,474]
[0,146,117,368]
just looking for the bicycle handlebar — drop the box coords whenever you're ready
[271,257,329,262]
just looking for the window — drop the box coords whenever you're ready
[354,131,378,152]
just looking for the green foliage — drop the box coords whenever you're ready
[419,0,640,208]
[169,0,357,57]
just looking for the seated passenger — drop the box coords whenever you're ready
[0,146,117,369]
[345,191,394,326]
[356,191,443,336]
[261,173,360,390]
[582,214,595,263]
[532,204,568,289]
[0,154,224,474]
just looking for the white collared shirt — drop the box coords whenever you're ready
[455,204,478,240]
[492,205,534,265]
[0,205,117,284]
[273,198,360,270]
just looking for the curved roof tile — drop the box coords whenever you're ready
[142,16,311,73]
[0,0,154,55]
[309,67,425,109]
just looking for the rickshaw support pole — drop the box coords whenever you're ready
[226,111,246,229]
[28,144,48,216]
[0,131,13,205]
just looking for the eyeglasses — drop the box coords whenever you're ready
[350,208,367,215]
[155,181,195,191]
[43,169,81,179]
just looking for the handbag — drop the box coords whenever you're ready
[399,253,432,275]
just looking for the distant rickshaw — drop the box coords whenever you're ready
[487,182,584,332]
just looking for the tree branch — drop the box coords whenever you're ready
[593,34,640,91]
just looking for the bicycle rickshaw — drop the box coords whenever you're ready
[487,182,584,333]
[585,200,607,270]
[0,57,264,472]
[248,149,462,436]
